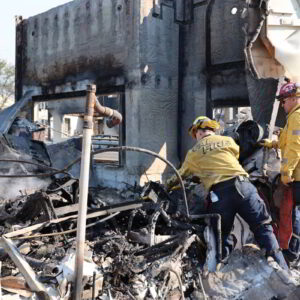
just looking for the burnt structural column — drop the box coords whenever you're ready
[15,16,26,101]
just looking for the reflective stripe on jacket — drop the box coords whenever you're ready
[279,104,300,181]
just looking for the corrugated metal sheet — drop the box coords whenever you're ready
[0,90,35,133]
[267,0,300,81]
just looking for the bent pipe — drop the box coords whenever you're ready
[95,97,123,128]
[3,146,189,217]
[90,146,189,218]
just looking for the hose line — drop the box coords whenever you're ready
[90,146,189,218]
[0,146,189,217]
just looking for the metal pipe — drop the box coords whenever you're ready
[74,84,96,300]
[92,146,189,217]
[53,146,189,217]
[94,97,122,128]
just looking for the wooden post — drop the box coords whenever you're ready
[0,237,46,293]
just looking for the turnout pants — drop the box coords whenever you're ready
[278,185,293,249]
[208,176,288,270]
[285,181,300,261]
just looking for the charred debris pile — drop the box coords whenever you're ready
[0,104,299,299]
[0,176,299,300]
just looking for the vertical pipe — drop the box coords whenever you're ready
[74,84,96,299]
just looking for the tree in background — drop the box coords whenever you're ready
[0,59,15,110]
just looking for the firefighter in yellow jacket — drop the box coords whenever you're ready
[167,116,288,269]
[261,81,300,266]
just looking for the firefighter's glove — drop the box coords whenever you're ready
[169,185,181,191]
[191,176,201,184]
[165,177,176,191]
[275,128,283,137]
[281,174,294,186]
[259,139,278,149]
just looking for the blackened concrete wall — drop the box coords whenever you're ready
[17,0,280,188]
[180,0,249,155]
[180,0,280,155]
[17,0,179,187]
[20,0,134,89]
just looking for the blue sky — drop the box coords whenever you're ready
[0,0,72,64]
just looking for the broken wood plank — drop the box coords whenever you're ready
[55,199,142,217]
[0,276,30,291]
[4,214,78,238]
[13,212,119,240]
[2,287,32,298]
[55,204,79,216]
[0,237,46,293]
[5,202,143,239]
[1,294,23,300]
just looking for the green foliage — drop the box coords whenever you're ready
[0,59,15,109]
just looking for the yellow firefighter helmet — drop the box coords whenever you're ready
[188,116,220,139]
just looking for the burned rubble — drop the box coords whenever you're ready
[0,95,299,299]
[0,175,299,299]
[2,0,299,298]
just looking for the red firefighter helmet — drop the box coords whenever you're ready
[276,81,299,101]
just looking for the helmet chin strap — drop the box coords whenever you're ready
[202,132,214,138]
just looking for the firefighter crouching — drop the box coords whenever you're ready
[261,81,300,266]
[166,116,288,270]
